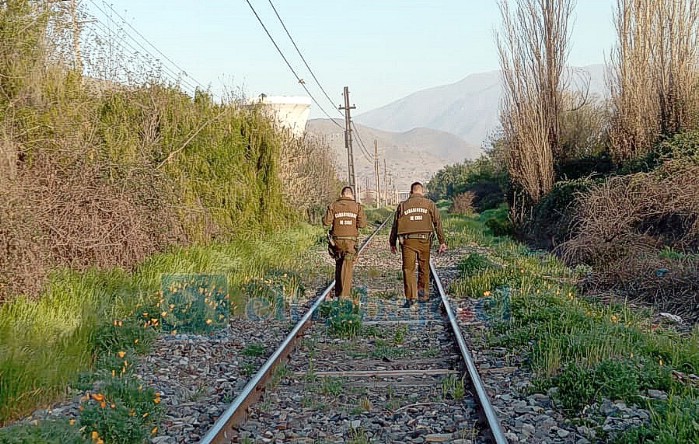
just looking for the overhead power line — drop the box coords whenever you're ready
[244,0,343,129]
[83,18,199,91]
[94,0,206,90]
[85,1,200,91]
[266,0,342,117]
[351,121,374,163]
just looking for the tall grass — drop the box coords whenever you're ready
[0,224,322,423]
[446,210,699,439]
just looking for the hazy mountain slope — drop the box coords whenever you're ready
[355,64,607,147]
[306,119,481,190]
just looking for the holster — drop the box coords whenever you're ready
[327,232,338,259]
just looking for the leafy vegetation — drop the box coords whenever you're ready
[320,299,363,338]
[0,1,339,434]
[0,224,321,424]
[447,212,699,440]
[427,155,507,211]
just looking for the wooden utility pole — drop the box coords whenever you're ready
[339,87,356,193]
[70,0,82,72]
[374,140,381,208]
[383,159,388,206]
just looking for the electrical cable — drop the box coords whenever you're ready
[244,0,344,129]
[266,0,343,117]
[351,121,375,163]
[94,0,206,90]
[86,0,200,91]
[83,18,199,91]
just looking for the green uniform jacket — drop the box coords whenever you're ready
[389,194,445,247]
[323,197,367,237]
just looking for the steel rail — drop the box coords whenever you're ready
[199,217,391,444]
[430,258,508,444]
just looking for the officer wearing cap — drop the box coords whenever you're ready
[323,186,367,299]
[389,182,447,308]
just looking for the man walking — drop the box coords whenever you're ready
[389,182,447,308]
[323,186,367,299]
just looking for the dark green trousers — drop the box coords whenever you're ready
[332,239,358,298]
[400,238,431,301]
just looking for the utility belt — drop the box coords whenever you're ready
[398,232,432,245]
[328,232,357,247]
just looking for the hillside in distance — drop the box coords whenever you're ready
[306,119,481,191]
[355,64,607,147]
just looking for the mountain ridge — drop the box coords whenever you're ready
[306,120,481,190]
[354,64,607,147]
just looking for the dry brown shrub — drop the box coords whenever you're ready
[0,137,17,185]
[0,180,46,301]
[279,132,340,223]
[561,160,699,318]
[450,192,476,215]
[0,151,185,301]
[561,161,699,265]
[585,255,699,322]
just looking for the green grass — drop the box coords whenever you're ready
[241,343,266,358]
[441,374,466,401]
[445,208,699,439]
[0,419,88,444]
[0,223,322,424]
[612,389,699,443]
[320,299,363,338]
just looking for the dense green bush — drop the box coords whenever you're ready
[481,206,514,237]
[554,152,616,181]
[427,156,507,211]
[525,177,599,250]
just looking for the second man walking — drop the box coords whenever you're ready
[389,182,447,308]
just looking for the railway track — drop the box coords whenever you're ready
[200,219,506,444]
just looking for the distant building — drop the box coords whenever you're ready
[253,95,311,137]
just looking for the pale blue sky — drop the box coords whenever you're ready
[85,0,617,118]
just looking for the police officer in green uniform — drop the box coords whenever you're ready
[389,182,447,308]
[323,186,367,299]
